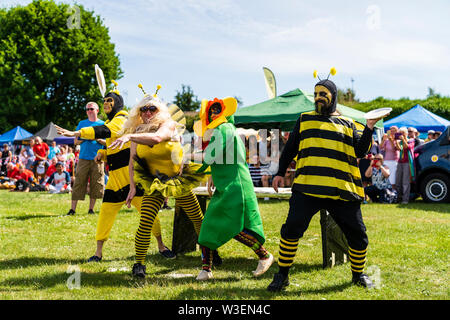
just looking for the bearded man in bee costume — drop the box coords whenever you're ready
[56,77,172,261]
[267,69,381,292]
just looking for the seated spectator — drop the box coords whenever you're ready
[45,162,71,194]
[8,163,35,192]
[248,155,269,187]
[35,160,48,184]
[45,157,58,179]
[364,154,396,203]
[359,137,380,190]
[0,163,18,189]
[434,131,442,140]
[283,160,296,187]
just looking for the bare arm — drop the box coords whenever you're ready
[126,142,137,208]
[380,165,390,178]
[110,121,176,150]
[129,121,175,146]
[129,142,136,190]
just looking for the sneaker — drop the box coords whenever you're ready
[132,263,146,278]
[159,246,176,259]
[212,250,222,266]
[162,204,172,210]
[253,253,274,277]
[87,255,102,263]
[352,273,374,289]
[67,209,76,216]
[88,209,95,214]
[267,273,289,292]
[196,270,213,281]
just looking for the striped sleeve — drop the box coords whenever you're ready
[79,112,127,140]
[353,124,374,158]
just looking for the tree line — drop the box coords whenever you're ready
[0,1,447,136]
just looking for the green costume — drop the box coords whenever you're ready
[197,120,265,250]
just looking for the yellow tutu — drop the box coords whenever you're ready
[134,159,209,198]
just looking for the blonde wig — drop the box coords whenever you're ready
[120,95,172,135]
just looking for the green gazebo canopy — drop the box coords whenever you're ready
[235,88,383,131]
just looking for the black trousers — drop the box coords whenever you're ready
[281,191,369,251]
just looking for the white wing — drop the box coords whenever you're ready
[95,64,106,97]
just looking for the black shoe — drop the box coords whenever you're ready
[88,209,95,214]
[162,204,172,210]
[67,209,76,216]
[352,273,374,289]
[212,250,222,266]
[159,246,176,259]
[267,273,289,292]
[132,263,146,278]
[87,255,102,263]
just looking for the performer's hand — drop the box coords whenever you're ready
[109,134,130,150]
[207,176,215,197]
[366,117,383,130]
[55,125,78,137]
[272,175,284,193]
[126,187,136,208]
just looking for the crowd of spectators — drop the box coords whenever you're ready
[1,124,441,204]
[0,138,80,193]
[358,125,440,204]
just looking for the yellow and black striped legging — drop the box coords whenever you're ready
[277,191,369,276]
[135,191,203,265]
[277,235,367,274]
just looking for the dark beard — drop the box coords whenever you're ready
[315,101,333,115]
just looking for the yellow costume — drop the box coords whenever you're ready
[132,139,208,266]
[133,141,206,198]
[79,105,162,243]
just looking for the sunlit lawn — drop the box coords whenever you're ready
[0,190,448,300]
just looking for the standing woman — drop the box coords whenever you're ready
[110,91,208,278]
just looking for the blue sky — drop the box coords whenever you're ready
[2,0,450,108]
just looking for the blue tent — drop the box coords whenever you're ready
[0,126,33,143]
[384,104,450,133]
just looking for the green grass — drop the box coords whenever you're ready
[0,190,448,300]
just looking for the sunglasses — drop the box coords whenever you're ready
[86,108,95,111]
[140,106,157,113]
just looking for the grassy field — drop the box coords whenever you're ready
[0,190,448,300]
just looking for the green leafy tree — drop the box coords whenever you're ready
[0,0,122,132]
[173,84,201,112]
[337,88,359,106]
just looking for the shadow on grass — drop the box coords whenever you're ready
[0,257,89,271]
[174,280,352,299]
[2,214,64,221]
[397,201,450,213]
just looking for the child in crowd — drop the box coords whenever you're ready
[45,162,71,194]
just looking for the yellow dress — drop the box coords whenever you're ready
[133,140,208,198]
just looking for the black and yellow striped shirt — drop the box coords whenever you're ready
[277,111,373,202]
[79,110,143,202]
